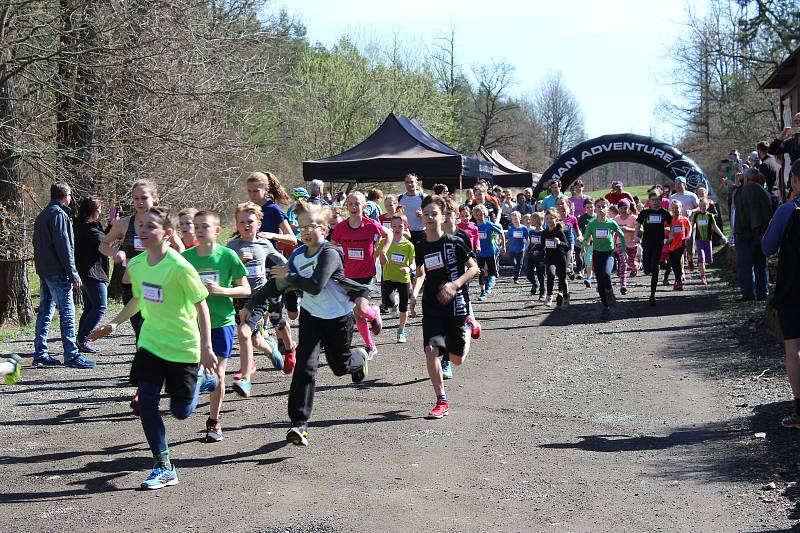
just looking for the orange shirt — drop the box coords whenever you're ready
[667,217,691,252]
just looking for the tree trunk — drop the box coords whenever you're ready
[0,11,34,326]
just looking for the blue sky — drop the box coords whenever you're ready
[277,0,702,142]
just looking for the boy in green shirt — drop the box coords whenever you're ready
[183,211,250,442]
[583,198,626,320]
[376,214,415,343]
[90,207,216,490]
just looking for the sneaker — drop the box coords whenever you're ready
[620,287,627,295]
[466,316,481,339]
[351,348,369,383]
[556,293,563,307]
[365,346,378,361]
[397,330,407,343]
[287,424,309,446]
[606,289,617,306]
[77,341,101,354]
[370,306,382,335]
[600,307,611,321]
[513,279,520,284]
[441,360,453,380]
[649,295,656,307]
[232,378,252,398]
[198,371,217,393]
[141,464,179,490]
[32,356,61,367]
[265,336,284,370]
[662,277,670,287]
[270,349,284,371]
[283,350,296,375]
[568,271,575,281]
[426,400,449,419]
[545,296,553,307]
[630,271,637,278]
[674,281,684,291]
[64,356,96,369]
[205,419,223,442]
[583,279,591,289]
[3,354,22,385]
[781,414,800,429]
[478,291,487,301]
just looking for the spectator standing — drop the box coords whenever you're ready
[768,112,800,167]
[541,179,568,211]
[604,180,634,205]
[308,179,331,206]
[32,182,95,368]
[514,192,534,216]
[74,197,110,355]
[733,167,773,301]
[397,173,427,243]
[757,140,783,205]
[569,180,591,217]
[365,188,383,221]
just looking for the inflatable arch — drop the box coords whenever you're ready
[532,134,714,198]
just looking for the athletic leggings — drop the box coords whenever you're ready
[574,244,584,273]
[526,260,545,296]
[593,249,615,307]
[510,251,524,281]
[546,258,568,297]
[138,378,200,458]
[381,280,409,312]
[641,245,662,295]
[666,246,685,283]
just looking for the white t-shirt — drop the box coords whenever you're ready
[397,191,427,231]
[669,191,699,218]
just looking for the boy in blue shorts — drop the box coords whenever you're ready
[90,206,217,489]
[183,211,250,442]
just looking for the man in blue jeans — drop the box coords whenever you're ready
[32,182,96,368]
[732,167,774,301]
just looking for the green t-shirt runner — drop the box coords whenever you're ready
[584,218,626,252]
[379,238,415,283]
[182,244,247,329]
[127,248,209,364]
[691,211,718,241]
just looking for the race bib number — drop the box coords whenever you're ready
[545,239,556,249]
[424,252,445,270]
[297,260,315,277]
[531,235,541,244]
[347,248,365,260]
[391,252,405,264]
[672,225,683,235]
[246,263,264,277]
[141,282,163,303]
[478,232,487,240]
[648,214,662,224]
[698,219,709,226]
[513,231,523,239]
[382,221,392,229]
[133,236,145,251]
[198,271,219,284]
[596,228,609,238]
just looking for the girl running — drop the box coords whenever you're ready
[542,209,571,307]
[505,211,529,283]
[691,198,727,285]
[613,199,639,295]
[584,199,626,320]
[665,200,691,291]
[525,212,547,301]
[178,208,199,249]
[472,204,505,301]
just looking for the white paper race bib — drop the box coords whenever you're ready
[133,236,145,251]
[532,235,541,244]
[142,282,163,303]
[596,228,609,238]
[478,232,487,240]
[513,231,523,239]
[198,271,219,284]
[672,225,682,235]
[382,221,392,228]
[545,239,556,249]
[424,252,445,270]
[648,214,662,224]
[246,263,263,277]
[698,219,709,226]
[347,248,365,260]
[391,252,405,264]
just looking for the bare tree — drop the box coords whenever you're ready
[471,60,518,150]
[533,72,585,162]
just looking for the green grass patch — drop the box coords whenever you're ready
[582,185,653,202]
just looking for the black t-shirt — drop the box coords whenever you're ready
[414,234,471,318]
[637,208,672,248]
[541,226,569,262]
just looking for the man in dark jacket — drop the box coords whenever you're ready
[32,182,96,368]
[733,168,773,302]
[768,112,800,170]
[757,140,783,206]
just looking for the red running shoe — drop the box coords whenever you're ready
[283,350,296,375]
[427,400,449,419]
[466,316,481,339]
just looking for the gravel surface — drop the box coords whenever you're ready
[1,266,798,532]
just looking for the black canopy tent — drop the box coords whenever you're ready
[474,146,538,189]
[302,113,492,189]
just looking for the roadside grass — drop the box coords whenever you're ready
[583,185,653,202]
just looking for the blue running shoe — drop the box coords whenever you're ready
[266,336,283,370]
[64,356,96,369]
[478,291,486,301]
[232,378,252,398]
[32,356,61,367]
[141,464,179,490]
[198,370,217,393]
[441,360,453,380]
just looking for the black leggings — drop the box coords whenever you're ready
[666,247,685,283]
[546,258,568,297]
[593,249,615,307]
[641,245,662,295]
[526,260,545,296]
[381,280,409,312]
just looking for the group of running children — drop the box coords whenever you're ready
[2,171,724,491]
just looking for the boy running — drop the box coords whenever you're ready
[584,199,626,320]
[90,206,216,490]
[506,211,529,283]
[473,204,505,301]
[525,212,547,302]
[376,214,415,343]
[410,195,479,419]
[183,211,250,442]
[577,199,595,287]
[636,191,672,306]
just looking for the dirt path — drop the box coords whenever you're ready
[1,269,796,532]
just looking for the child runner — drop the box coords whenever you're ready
[556,198,581,279]
[178,208,199,249]
[542,209,571,307]
[183,211,250,441]
[457,205,480,253]
[376,214,415,343]
[577,198,595,287]
[692,198,727,285]
[331,191,390,360]
[665,200,692,291]
[522,213,533,231]
[226,202,286,395]
[525,212,547,302]
[90,207,216,489]
[613,199,639,295]
[242,200,370,446]
[584,199,626,320]
[636,191,672,306]
[472,204,505,301]
[379,195,399,229]
[410,195,479,419]
[506,211,529,283]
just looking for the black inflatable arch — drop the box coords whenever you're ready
[532,134,714,198]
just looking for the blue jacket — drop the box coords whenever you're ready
[33,201,80,283]
[762,197,800,256]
